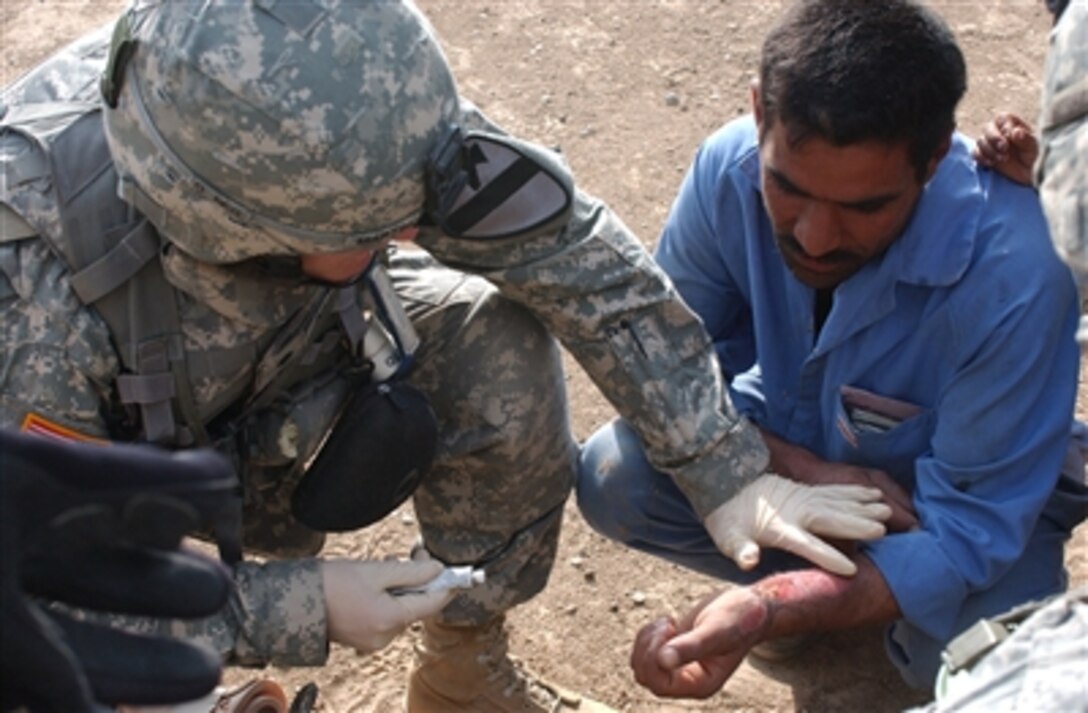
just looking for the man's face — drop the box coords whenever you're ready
[756,119,933,290]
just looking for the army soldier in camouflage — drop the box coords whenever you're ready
[0,2,894,710]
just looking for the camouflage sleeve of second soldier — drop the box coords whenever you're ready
[415,102,769,518]
[47,559,329,668]
[0,239,331,666]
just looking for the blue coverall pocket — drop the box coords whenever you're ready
[833,385,935,482]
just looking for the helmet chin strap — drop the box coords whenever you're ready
[100,5,138,109]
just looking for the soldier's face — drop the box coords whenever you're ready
[300,226,418,284]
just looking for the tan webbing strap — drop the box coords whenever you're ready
[125,249,210,446]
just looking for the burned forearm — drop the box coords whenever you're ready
[752,555,900,640]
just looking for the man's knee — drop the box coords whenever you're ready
[577,420,654,543]
[474,293,564,426]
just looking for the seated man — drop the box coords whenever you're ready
[577,0,1087,698]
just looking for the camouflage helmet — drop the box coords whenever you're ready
[102,0,459,264]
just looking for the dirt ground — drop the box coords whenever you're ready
[3,1,1085,712]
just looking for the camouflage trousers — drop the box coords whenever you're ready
[392,249,577,625]
[1036,0,1088,343]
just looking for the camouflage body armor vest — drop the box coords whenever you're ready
[2,102,213,446]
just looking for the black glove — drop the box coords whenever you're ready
[0,429,242,711]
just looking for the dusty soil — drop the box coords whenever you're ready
[4,2,1085,712]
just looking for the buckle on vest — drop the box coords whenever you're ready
[116,337,182,445]
[941,618,1010,673]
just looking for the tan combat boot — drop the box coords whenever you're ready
[406,617,615,712]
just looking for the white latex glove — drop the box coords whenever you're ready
[703,473,892,576]
[322,558,455,654]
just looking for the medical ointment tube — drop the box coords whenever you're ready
[390,566,486,596]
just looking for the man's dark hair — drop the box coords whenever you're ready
[758,0,967,179]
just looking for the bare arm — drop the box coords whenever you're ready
[749,554,899,637]
[630,554,899,699]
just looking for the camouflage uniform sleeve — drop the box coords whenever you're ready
[71,558,329,667]
[226,558,328,666]
[0,238,118,436]
[415,102,768,517]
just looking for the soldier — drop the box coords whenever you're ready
[1035,0,1087,322]
[974,0,1086,344]
[0,2,893,710]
